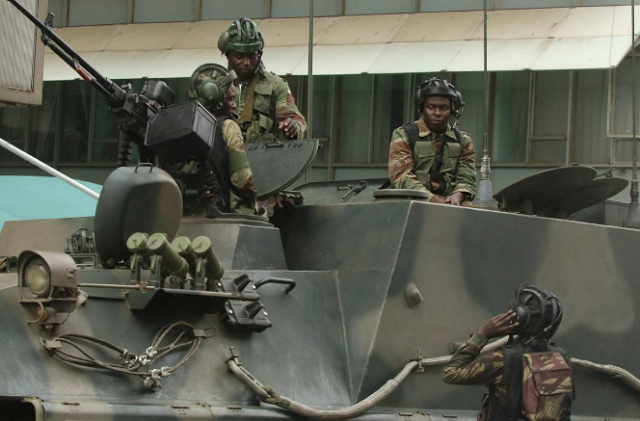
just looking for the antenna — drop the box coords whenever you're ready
[624,0,640,228]
[472,0,499,210]
[305,0,314,183]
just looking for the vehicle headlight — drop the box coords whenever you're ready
[24,258,51,297]
[18,250,78,300]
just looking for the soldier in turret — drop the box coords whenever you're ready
[216,17,307,143]
[388,78,477,205]
[443,284,574,421]
[170,64,259,216]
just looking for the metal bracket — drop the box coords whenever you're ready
[194,326,218,339]
[41,338,62,353]
[416,349,425,373]
[254,277,296,294]
[228,346,241,366]
[337,180,367,201]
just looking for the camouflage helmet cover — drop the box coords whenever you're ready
[187,63,237,111]
[416,78,465,116]
[218,17,264,54]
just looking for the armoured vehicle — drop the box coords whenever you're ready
[1,1,640,421]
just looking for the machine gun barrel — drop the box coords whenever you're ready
[8,0,177,164]
[7,0,126,106]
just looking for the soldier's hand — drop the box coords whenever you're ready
[478,310,519,339]
[279,118,298,138]
[430,195,446,204]
[446,192,465,206]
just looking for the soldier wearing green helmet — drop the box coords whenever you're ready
[216,17,307,143]
[171,64,259,216]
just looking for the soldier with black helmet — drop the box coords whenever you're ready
[388,78,477,205]
[215,17,307,143]
[170,64,259,216]
[443,284,574,421]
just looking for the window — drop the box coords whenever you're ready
[574,70,609,164]
[492,71,529,163]
[336,75,374,164]
[530,71,569,163]
[373,74,409,163]
[611,55,640,164]
[28,81,58,163]
[0,107,28,163]
[455,72,485,159]
[59,81,91,163]
[303,76,335,164]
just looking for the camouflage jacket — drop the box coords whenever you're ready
[222,119,259,214]
[443,335,573,421]
[235,65,307,143]
[388,119,477,201]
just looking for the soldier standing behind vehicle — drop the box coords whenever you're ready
[170,64,259,216]
[388,78,477,205]
[216,17,307,143]
[443,284,574,421]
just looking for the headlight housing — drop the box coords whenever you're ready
[18,251,77,300]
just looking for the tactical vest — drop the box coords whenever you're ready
[486,341,574,421]
[402,122,462,196]
[238,71,279,144]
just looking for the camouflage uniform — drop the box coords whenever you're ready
[442,333,510,405]
[388,118,477,201]
[234,65,307,144]
[222,119,259,214]
[443,334,573,421]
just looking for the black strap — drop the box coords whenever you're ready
[401,122,461,152]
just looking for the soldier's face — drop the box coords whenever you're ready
[422,96,451,133]
[220,86,236,116]
[226,50,260,81]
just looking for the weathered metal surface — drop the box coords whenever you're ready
[177,218,287,271]
[246,139,319,200]
[277,200,640,417]
[494,166,628,218]
[295,178,387,206]
[494,166,596,214]
[0,217,95,257]
[0,268,348,407]
[1,191,640,420]
[537,177,629,218]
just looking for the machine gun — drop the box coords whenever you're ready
[7,0,176,165]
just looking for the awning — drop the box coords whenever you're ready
[0,176,101,233]
[43,5,640,80]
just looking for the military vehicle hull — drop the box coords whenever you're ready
[0,198,639,420]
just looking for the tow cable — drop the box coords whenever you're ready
[41,322,215,390]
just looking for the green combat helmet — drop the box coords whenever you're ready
[187,63,237,111]
[217,17,264,54]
